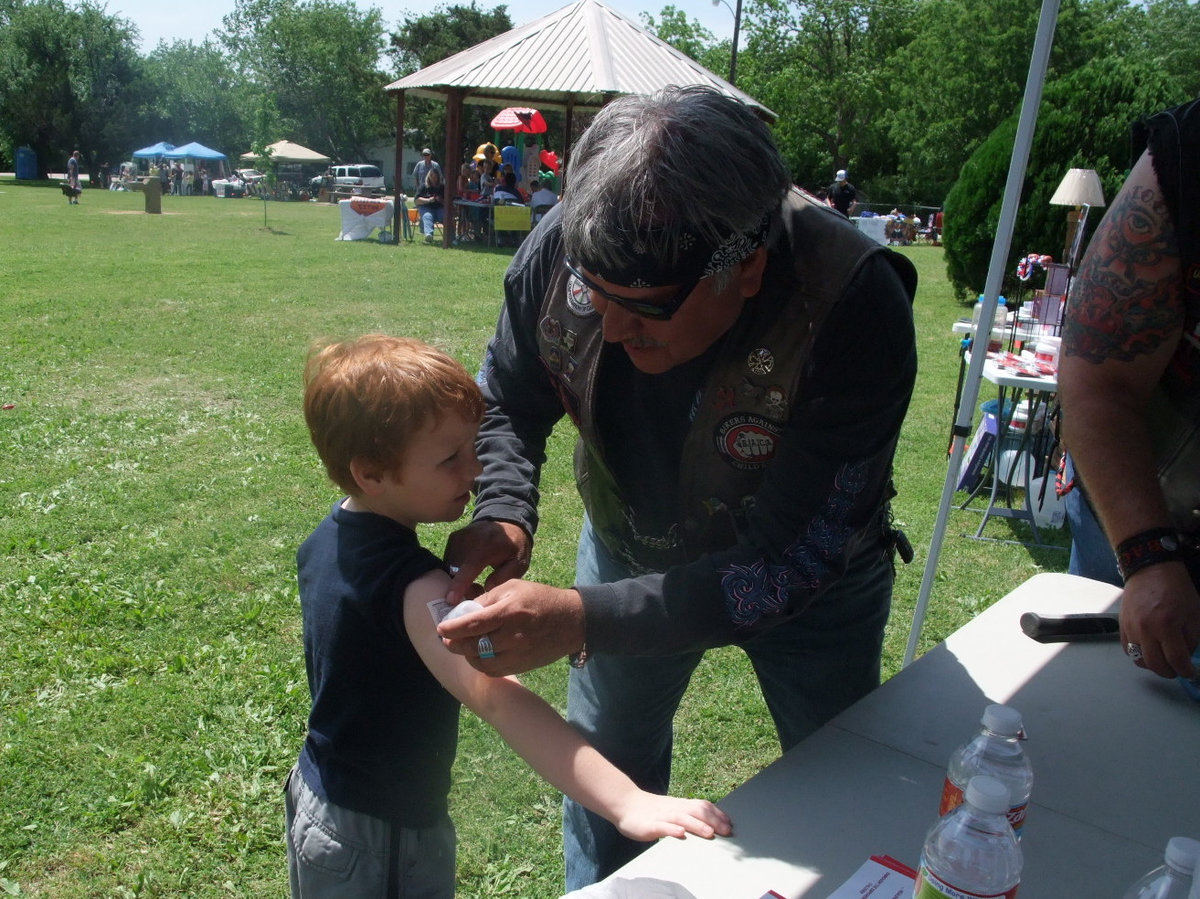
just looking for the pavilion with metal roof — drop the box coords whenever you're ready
[384,0,774,245]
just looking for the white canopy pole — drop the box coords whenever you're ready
[903,0,1062,667]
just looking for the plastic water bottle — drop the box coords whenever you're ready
[939,704,1033,838]
[915,775,1022,899]
[1122,836,1200,899]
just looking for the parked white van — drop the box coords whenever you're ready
[312,164,385,193]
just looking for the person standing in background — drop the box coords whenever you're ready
[412,148,442,194]
[66,150,82,203]
[828,169,857,217]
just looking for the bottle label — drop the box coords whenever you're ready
[1007,802,1027,836]
[939,777,965,817]
[939,778,1028,836]
[915,864,1019,899]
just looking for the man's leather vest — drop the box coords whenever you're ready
[534,189,915,568]
[1135,98,1200,533]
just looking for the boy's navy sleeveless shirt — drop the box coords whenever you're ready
[296,501,459,824]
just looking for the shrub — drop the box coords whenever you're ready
[943,57,1183,300]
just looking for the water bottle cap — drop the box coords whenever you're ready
[1164,836,1200,873]
[981,704,1023,736]
[965,775,1010,814]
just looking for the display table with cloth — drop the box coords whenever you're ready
[851,215,888,245]
[575,573,1197,898]
[956,349,1060,547]
[211,178,245,198]
[337,196,393,241]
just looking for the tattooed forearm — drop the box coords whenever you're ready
[1063,182,1182,364]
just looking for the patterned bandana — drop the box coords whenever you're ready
[576,213,772,290]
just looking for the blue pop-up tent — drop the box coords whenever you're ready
[163,141,226,161]
[132,141,176,157]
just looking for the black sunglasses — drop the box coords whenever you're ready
[563,255,703,322]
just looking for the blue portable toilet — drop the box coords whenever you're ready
[15,146,37,180]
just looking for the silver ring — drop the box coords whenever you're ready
[477,635,495,659]
[1126,642,1143,661]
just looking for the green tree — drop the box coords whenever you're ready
[1136,0,1200,98]
[736,0,917,198]
[221,0,393,162]
[250,105,277,225]
[0,0,145,179]
[140,40,255,160]
[640,5,720,67]
[942,56,1185,300]
[387,2,514,162]
[879,0,1141,208]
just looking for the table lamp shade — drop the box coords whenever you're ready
[1049,168,1106,207]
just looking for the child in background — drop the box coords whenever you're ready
[286,334,731,897]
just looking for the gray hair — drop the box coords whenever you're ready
[561,86,790,282]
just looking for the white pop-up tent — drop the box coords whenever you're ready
[904,0,1064,666]
[240,140,331,165]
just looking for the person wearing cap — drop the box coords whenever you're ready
[436,86,917,889]
[411,148,442,195]
[829,168,857,217]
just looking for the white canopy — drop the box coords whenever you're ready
[241,140,331,164]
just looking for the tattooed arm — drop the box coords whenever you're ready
[1059,149,1200,680]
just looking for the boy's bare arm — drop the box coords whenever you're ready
[401,570,732,843]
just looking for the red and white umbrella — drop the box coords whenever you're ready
[490,107,547,134]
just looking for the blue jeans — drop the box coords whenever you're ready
[1063,454,1121,586]
[562,517,894,890]
[420,206,443,236]
[285,765,455,898]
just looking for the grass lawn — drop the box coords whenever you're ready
[0,181,1070,897]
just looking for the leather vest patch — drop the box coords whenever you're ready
[715,413,781,470]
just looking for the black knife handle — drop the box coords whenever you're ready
[1020,612,1120,643]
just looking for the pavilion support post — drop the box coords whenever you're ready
[392,91,406,243]
[562,100,575,193]
[443,89,465,248]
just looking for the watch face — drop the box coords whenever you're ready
[1162,534,1179,551]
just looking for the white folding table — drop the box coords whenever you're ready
[587,574,1198,898]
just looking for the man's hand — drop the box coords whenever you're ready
[443,520,532,603]
[436,580,585,675]
[1119,563,1200,679]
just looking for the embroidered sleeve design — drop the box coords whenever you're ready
[719,460,868,629]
